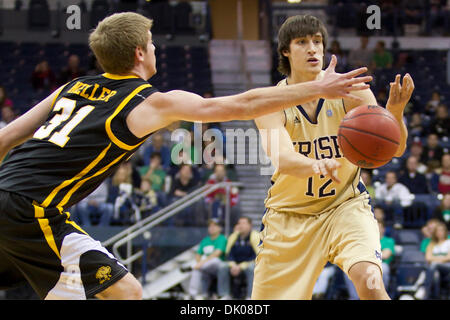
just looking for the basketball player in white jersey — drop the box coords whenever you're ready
[252,15,414,300]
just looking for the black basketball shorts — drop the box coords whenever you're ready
[0,190,128,299]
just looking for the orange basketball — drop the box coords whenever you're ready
[338,105,401,168]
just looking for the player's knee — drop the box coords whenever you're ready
[96,273,142,300]
[348,262,389,300]
[123,275,143,300]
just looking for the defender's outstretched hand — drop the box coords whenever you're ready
[319,55,373,102]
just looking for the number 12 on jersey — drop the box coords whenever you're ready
[305,175,336,198]
[34,98,95,147]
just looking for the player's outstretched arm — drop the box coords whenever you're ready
[127,55,372,138]
[386,73,414,157]
[255,111,341,183]
[0,85,65,162]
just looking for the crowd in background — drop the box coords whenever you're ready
[0,0,449,299]
[0,51,241,228]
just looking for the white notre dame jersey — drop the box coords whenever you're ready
[264,78,367,215]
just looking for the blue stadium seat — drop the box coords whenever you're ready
[399,249,426,265]
[403,202,430,229]
[393,229,421,246]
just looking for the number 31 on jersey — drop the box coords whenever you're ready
[34,98,95,147]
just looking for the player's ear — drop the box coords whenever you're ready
[282,49,290,58]
[135,46,145,62]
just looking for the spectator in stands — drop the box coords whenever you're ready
[312,263,336,299]
[424,221,450,299]
[347,36,373,71]
[402,0,426,26]
[87,56,103,76]
[217,216,259,300]
[380,0,402,35]
[325,40,347,73]
[142,132,171,170]
[408,112,426,138]
[428,104,449,139]
[399,156,429,194]
[0,106,17,129]
[74,180,113,226]
[421,133,444,167]
[432,193,450,229]
[378,220,395,290]
[188,219,227,299]
[438,154,450,194]
[169,163,198,199]
[57,54,86,85]
[109,162,140,225]
[425,91,441,116]
[205,164,239,223]
[361,169,375,199]
[374,206,392,236]
[375,170,413,227]
[426,0,450,35]
[371,41,393,70]
[140,152,167,193]
[30,60,56,91]
[169,163,199,225]
[374,206,385,222]
[420,218,442,253]
[0,86,14,109]
[408,140,428,174]
[426,160,441,193]
[138,179,159,218]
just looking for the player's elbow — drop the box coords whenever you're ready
[0,131,13,155]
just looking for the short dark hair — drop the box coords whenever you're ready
[277,15,328,76]
[239,216,252,225]
[386,170,397,178]
[150,152,161,160]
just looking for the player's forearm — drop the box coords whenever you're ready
[277,151,316,179]
[388,108,408,157]
[229,80,322,120]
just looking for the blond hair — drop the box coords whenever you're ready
[89,12,153,74]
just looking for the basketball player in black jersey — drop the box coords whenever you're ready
[0,12,372,299]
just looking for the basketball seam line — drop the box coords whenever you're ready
[338,134,393,162]
[339,125,400,145]
[341,112,397,123]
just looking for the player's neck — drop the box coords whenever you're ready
[287,71,319,85]
[127,65,152,80]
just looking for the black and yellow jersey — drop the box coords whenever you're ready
[0,73,158,211]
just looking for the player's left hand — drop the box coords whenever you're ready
[386,73,415,115]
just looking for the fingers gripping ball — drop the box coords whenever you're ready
[338,105,401,168]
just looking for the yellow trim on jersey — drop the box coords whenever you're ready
[60,208,88,235]
[102,73,140,80]
[56,152,128,209]
[33,204,61,259]
[105,84,151,151]
[40,143,112,208]
[50,85,66,109]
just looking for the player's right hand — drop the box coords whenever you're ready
[319,55,373,102]
[311,158,342,183]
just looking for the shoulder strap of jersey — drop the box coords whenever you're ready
[106,81,158,151]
